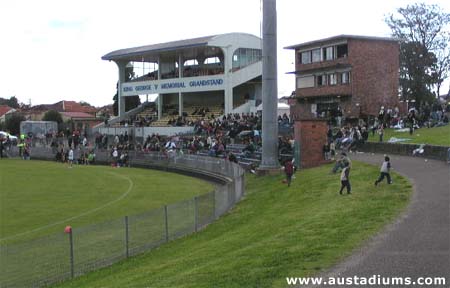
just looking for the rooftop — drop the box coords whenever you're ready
[102,33,261,62]
[285,34,399,50]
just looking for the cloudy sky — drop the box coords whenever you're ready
[1,0,449,107]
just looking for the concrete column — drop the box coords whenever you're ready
[116,61,127,117]
[179,92,183,116]
[260,0,279,169]
[158,94,162,120]
[222,46,233,114]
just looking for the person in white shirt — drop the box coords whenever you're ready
[375,155,393,186]
[68,147,74,168]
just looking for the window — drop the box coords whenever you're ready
[328,73,337,85]
[337,44,348,58]
[323,46,334,61]
[297,76,315,88]
[341,71,350,84]
[184,59,198,66]
[312,49,321,62]
[204,57,220,64]
[317,75,326,86]
[301,51,311,64]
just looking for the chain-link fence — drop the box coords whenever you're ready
[0,148,244,288]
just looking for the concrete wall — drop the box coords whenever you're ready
[358,142,449,161]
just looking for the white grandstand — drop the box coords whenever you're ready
[100,33,262,135]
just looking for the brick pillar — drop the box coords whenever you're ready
[294,119,328,168]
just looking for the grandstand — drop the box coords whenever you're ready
[99,33,262,136]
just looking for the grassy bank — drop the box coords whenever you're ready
[367,124,450,146]
[54,161,412,288]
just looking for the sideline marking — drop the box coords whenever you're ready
[0,171,134,242]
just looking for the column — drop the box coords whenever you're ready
[158,94,162,120]
[179,92,183,116]
[116,61,127,118]
[260,0,279,169]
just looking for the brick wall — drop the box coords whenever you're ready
[349,39,400,116]
[294,120,329,168]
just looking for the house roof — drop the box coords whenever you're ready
[61,112,97,119]
[0,105,15,117]
[285,34,399,50]
[27,101,96,114]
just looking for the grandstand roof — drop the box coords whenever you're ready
[102,33,261,62]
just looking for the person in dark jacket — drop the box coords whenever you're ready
[339,161,351,195]
[284,159,294,187]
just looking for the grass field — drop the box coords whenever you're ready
[0,159,213,244]
[54,161,412,288]
[367,124,450,146]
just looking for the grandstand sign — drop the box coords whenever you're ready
[121,76,225,96]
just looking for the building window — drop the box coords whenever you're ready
[341,71,350,84]
[312,49,321,62]
[337,44,348,58]
[328,73,337,85]
[317,75,326,86]
[323,46,334,61]
[297,76,315,88]
[301,51,311,64]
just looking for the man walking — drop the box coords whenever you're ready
[375,155,393,186]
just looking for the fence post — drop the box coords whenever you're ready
[213,190,217,220]
[66,227,74,279]
[125,216,129,258]
[194,196,199,232]
[164,205,169,242]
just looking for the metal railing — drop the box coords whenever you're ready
[0,148,245,288]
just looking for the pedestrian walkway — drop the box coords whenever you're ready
[315,153,450,287]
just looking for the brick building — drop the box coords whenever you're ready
[285,35,400,122]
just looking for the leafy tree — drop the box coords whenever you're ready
[42,110,63,124]
[0,96,20,108]
[5,113,25,135]
[385,3,450,105]
[78,101,92,107]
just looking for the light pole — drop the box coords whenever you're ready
[260,0,279,170]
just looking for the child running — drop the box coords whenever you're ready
[339,161,351,195]
[375,155,393,186]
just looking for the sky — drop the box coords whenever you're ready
[1,0,449,107]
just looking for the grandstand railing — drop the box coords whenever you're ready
[0,148,245,288]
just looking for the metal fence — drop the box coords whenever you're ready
[0,148,245,288]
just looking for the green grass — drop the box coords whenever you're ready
[368,124,450,146]
[0,159,213,244]
[53,162,412,288]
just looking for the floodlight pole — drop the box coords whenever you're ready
[260,0,279,170]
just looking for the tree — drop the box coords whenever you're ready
[78,101,92,107]
[385,3,450,105]
[5,113,25,135]
[42,110,63,124]
[0,96,20,108]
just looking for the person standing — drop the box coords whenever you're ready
[378,125,384,142]
[375,155,393,186]
[339,161,351,195]
[284,158,294,187]
[68,146,74,168]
